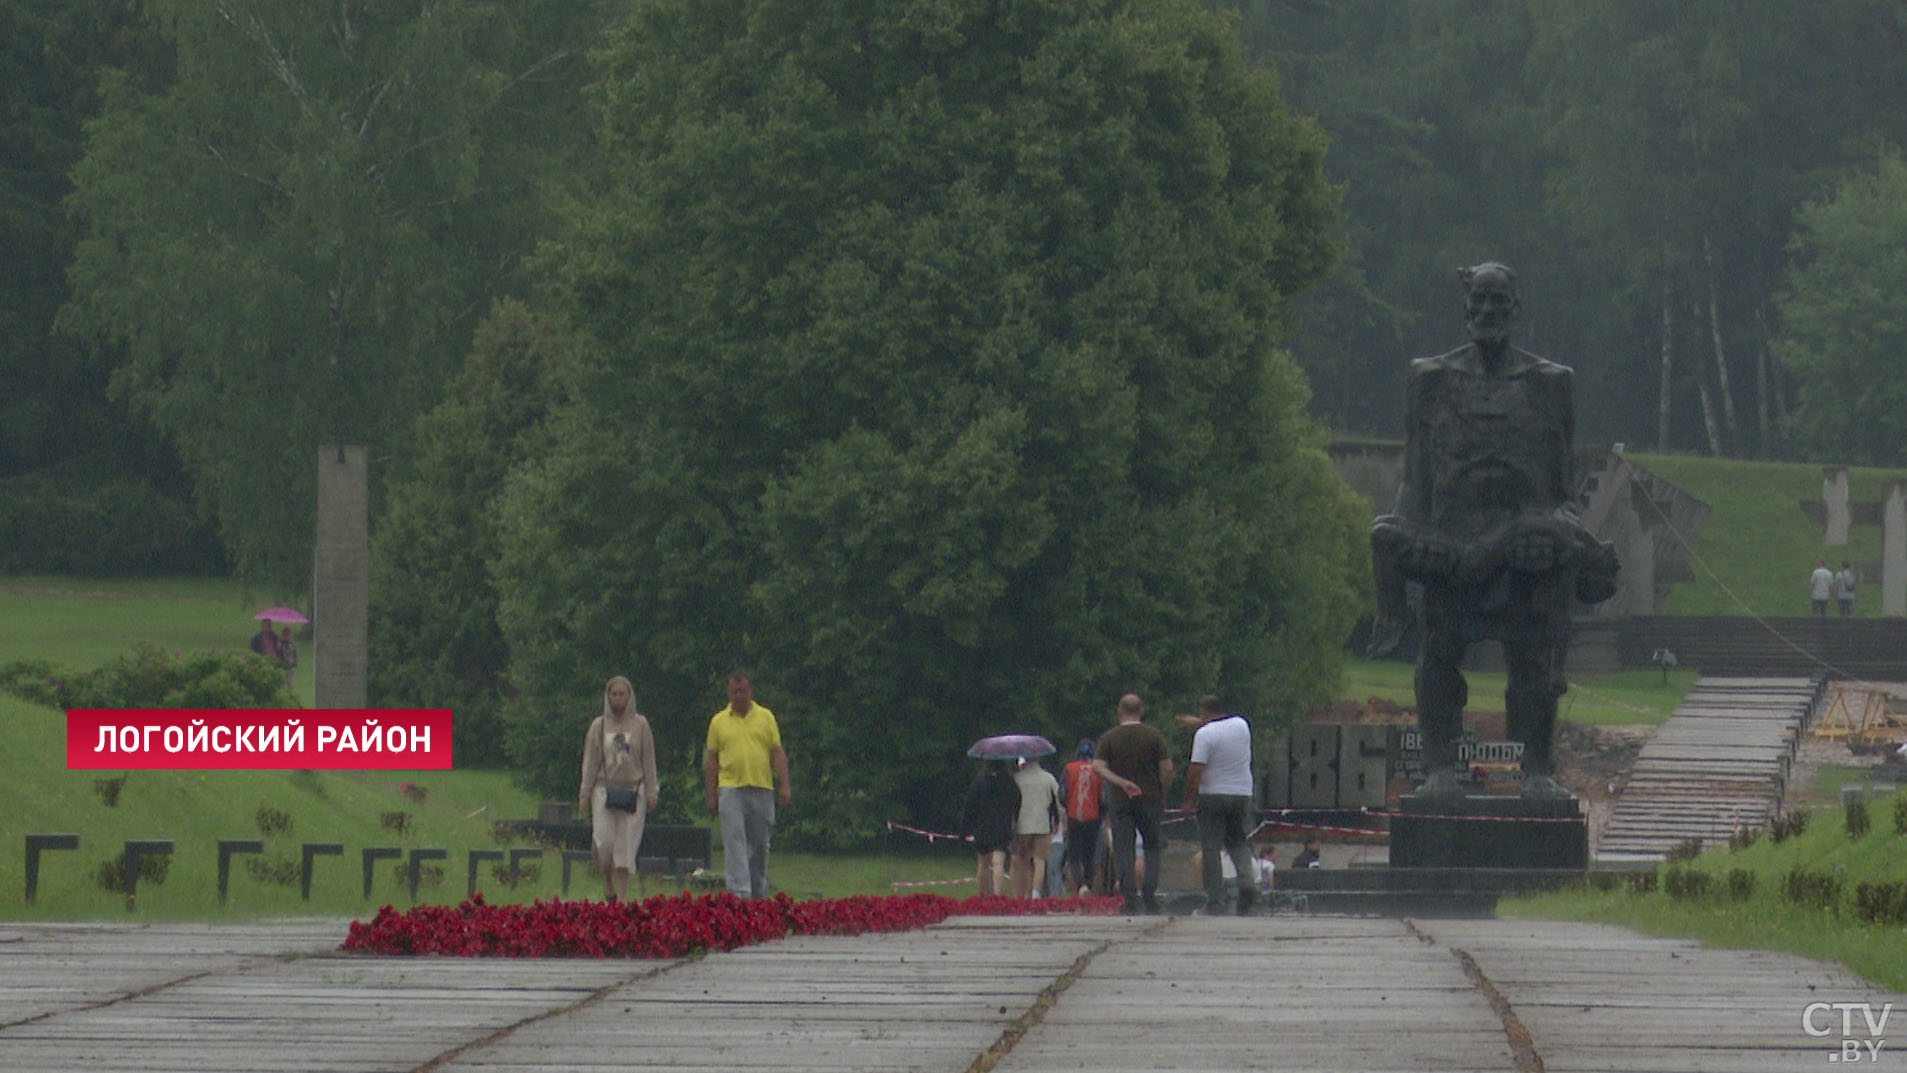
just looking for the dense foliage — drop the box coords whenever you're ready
[367,301,572,767]
[1772,154,1907,467]
[1217,0,1907,462]
[0,1,212,568]
[12,1,1907,587]
[58,1,611,586]
[1,644,289,710]
[488,0,1366,841]
[0,465,223,575]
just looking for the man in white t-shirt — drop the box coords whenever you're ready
[1809,560,1834,617]
[1181,695,1256,915]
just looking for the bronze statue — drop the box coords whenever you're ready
[1370,262,1617,799]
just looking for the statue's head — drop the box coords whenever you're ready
[1459,261,1519,343]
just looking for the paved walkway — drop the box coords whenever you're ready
[0,914,1900,1072]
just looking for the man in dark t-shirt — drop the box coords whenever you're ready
[1092,693,1173,914]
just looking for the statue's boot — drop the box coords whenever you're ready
[1521,773,1572,800]
[1417,766,1463,799]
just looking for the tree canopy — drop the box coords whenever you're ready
[1219,0,1907,460]
[368,300,573,767]
[60,0,608,585]
[1773,154,1907,466]
[490,0,1368,840]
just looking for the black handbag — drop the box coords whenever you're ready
[604,787,640,812]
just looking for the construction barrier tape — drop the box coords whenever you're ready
[890,876,977,890]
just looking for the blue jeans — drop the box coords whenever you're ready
[718,786,775,899]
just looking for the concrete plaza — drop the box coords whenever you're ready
[1,913,1900,1072]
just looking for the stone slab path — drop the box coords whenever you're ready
[1,914,1900,1072]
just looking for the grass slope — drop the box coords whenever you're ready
[1341,657,1696,726]
[1629,453,1907,619]
[2,688,980,918]
[0,575,314,705]
[1502,798,1907,991]
[0,691,550,918]
[0,574,981,915]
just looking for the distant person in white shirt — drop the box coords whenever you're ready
[1181,695,1256,915]
[1809,560,1834,617]
[1837,561,1858,617]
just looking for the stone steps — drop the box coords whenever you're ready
[1595,675,1820,861]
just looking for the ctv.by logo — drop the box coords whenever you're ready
[1803,1002,1892,1063]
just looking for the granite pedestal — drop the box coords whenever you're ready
[1390,793,1587,870]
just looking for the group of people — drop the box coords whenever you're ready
[1808,559,1859,617]
[577,671,789,902]
[575,673,1326,912]
[962,692,1302,915]
[248,622,299,690]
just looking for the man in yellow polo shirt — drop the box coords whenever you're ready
[703,671,792,899]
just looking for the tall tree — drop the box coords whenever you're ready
[1772,153,1907,466]
[1523,0,1894,458]
[368,300,571,767]
[61,1,608,586]
[0,1,221,573]
[1218,0,1907,461]
[495,0,1370,843]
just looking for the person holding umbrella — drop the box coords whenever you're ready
[249,620,280,662]
[960,758,1019,896]
[251,606,307,691]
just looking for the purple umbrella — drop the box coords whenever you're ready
[967,733,1056,760]
[253,606,310,624]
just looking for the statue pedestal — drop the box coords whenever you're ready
[1390,793,1587,870]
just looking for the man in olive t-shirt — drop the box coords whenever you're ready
[1092,693,1173,914]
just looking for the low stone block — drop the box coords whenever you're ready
[1390,794,1587,869]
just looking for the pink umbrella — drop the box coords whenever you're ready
[253,606,310,624]
[967,733,1056,760]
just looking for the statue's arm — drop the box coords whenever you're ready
[1369,361,1435,657]
[1392,362,1435,520]
[1551,363,1578,508]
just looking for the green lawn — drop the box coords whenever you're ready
[1342,657,1696,726]
[0,691,553,919]
[0,575,314,706]
[1502,796,1907,991]
[1629,453,1907,618]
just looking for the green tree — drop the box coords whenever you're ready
[0,1,215,572]
[495,0,1369,844]
[368,300,571,766]
[1773,154,1907,466]
[1214,2,1612,442]
[60,1,609,586]
[1220,1,1907,460]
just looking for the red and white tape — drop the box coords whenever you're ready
[890,876,977,890]
[885,821,971,843]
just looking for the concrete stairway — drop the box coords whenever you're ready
[1597,676,1822,862]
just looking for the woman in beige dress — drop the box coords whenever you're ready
[578,676,659,901]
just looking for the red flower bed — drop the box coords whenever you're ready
[341,891,1122,958]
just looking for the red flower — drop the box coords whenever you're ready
[339,891,1121,957]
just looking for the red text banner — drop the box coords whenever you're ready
[66,709,453,770]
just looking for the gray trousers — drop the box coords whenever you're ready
[719,786,775,899]
[1196,794,1257,908]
